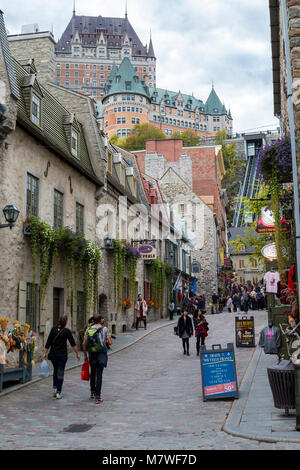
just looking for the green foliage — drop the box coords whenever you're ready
[110,123,166,151]
[113,239,127,304]
[172,129,200,147]
[26,216,101,317]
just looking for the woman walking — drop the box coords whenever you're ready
[193,310,209,356]
[134,294,148,330]
[177,309,193,356]
[43,315,80,399]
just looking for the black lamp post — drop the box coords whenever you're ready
[0,205,20,229]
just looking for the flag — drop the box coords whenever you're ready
[190,277,197,295]
[173,272,182,291]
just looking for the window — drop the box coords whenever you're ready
[125,82,131,90]
[251,259,258,269]
[26,283,39,331]
[120,165,126,186]
[31,94,41,126]
[53,190,64,229]
[238,259,245,270]
[76,202,84,235]
[26,173,39,217]
[107,151,113,174]
[71,129,78,157]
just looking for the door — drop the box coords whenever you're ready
[53,288,63,326]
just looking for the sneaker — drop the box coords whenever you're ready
[187,352,190,356]
[55,393,63,400]
[53,389,57,397]
[183,351,187,355]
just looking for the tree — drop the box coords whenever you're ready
[110,123,166,151]
[172,129,200,147]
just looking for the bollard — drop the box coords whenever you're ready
[295,365,300,430]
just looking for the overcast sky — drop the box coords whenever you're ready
[2,0,279,133]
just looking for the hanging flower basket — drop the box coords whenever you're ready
[123,298,132,309]
[257,135,292,183]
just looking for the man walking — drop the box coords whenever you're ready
[83,314,108,404]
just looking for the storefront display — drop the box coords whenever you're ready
[0,318,36,392]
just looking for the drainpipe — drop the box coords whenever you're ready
[281,0,300,431]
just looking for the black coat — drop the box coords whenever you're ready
[177,315,193,338]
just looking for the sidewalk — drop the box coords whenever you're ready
[224,345,300,443]
[0,317,177,398]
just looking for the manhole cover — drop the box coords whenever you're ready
[62,423,94,433]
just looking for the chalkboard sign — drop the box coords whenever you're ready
[235,316,255,348]
[200,343,239,401]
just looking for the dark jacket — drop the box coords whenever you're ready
[177,315,193,338]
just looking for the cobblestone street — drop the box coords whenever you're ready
[1,310,299,450]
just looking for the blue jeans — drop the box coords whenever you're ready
[90,363,104,398]
[50,354,68,393]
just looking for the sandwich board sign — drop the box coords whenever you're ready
[200,343,239,401]
[235,316,255,348]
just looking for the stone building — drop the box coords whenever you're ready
[133,138,228,256]
[158,167,218,298]
[269,1,300,189]
[97,56,233,139]
[0,11,103,350]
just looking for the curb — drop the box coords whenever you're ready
[0,319,177,398]
[222,346,300,444]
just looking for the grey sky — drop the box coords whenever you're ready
[1,0,279,133]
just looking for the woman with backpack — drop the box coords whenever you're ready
[83,314,108,404]
[193,309,209,356]
[177,309,193,356]
[43,315,80,399]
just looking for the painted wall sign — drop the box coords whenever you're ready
[200,343,239,401]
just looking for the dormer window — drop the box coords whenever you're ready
[120,165,126,186]
[31,93,41,126]
[71,129,79,158]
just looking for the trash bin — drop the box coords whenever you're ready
[267,360,295,416]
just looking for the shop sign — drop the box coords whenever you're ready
[200,343,239,401]
[138,244,157,260]
[261,243,287,261]
[192,261,201,273]
[235,316,255,348]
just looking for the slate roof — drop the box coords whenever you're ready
[228,227,261,255]
[0,11,20,100]
[56,15,148,57]
[104,57,150,99]
[149,87,206,112]
[12,57,101,185]
[205,86,228,116]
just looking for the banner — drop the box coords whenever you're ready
[173,272,182,291]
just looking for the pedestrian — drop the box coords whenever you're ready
[168,299,175,320]
[212,293,219,314]
[43,315,80,399]
[177,309,193,356]
[134,293,148,330]
[83,314,108,404]
[226,296,233,313]
[250,289,257,310]
[233,292,241,313]
[193,309,209,356]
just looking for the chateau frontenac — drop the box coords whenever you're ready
[7,7,233,140]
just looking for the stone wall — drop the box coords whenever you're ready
[0,125,97,355]
[8,33,56,85]
[159,170,218,300]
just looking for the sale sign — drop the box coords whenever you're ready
[200,343,239,401]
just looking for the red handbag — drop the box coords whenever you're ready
[81,360,90,381]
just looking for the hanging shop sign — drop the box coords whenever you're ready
[256,207,290,233]
[261,243,287,261]
[200,343,239,401]
[235,316,255,348]
[192,261,201,273]
[138,244,157,260]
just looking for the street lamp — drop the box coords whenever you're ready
[0,205,20,229]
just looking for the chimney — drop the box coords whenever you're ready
[8,30,56,85]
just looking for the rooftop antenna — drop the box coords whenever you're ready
[125,0,128,19]
[73,0,76,16]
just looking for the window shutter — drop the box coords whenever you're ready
[18,281,27,324]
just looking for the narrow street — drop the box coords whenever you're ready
[1,310,298,450]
